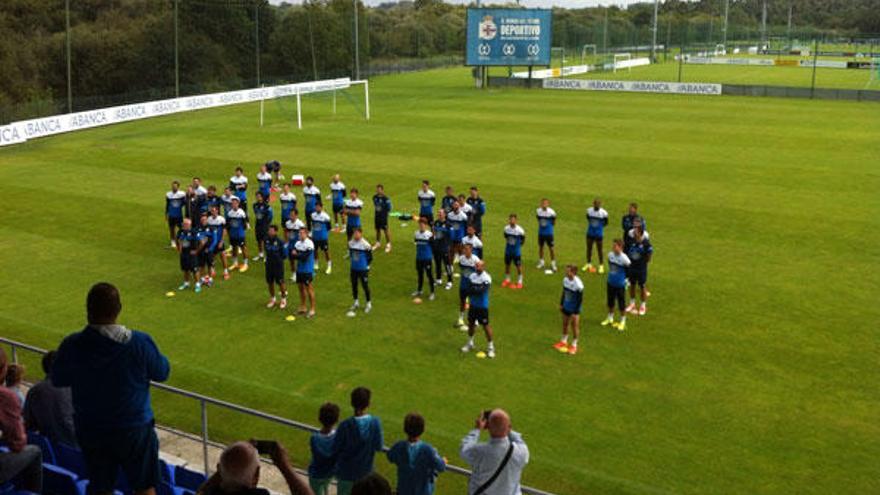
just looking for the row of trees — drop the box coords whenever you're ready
[1,0,877,122]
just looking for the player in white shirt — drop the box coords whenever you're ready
[554,265,584,355]
[601,239,632,331]
[455,244,481,330]
[462,225,483,259]
[284,210,306,281]
[330,174,347,232]
[584,198,609,274]
[343,188,364,241]
[460,260,495,359]
[207,206,230,280]
[501,214,526,289]
[310,203,333,275]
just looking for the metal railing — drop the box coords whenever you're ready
[1,336,555,495]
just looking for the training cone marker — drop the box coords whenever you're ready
[412,297,423,305]
[476,351,487,359]
[544,269,554,275]
[165,291,175,297]
[285,315,296,322]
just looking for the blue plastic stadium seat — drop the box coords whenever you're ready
[53,444,87,480]
[160,460,174,485]
[172,466,206,492]
[42,464,80,495]
[27,432,56,465]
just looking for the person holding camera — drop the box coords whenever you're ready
[199,440,312,495]
[459,409,529,495]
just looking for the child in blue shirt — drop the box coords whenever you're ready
[309,402,340,495]
[333,387,384,495]
[387,413,446,495]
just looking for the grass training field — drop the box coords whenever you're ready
[1,68,878,495]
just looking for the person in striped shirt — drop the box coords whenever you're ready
[502,214,525,289]
[554,265,584,355]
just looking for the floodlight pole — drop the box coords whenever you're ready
[602,8,608,56]
[722,0,729,50]
[353,0,360,80]
[761,0,767,49]
[65,0,72,113]
[787,4,793,50]
[255,1,261,86]
[651,0,659,63]
[174,0,179,97]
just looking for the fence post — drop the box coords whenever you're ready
[364,80,370,121]
[10,344,17,364]
[200,400,210,476]
[810,38,819,99]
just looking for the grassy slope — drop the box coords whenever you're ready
[1,68,878,495]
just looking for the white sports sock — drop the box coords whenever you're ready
[621,316,627,324]
[630,298,636,305]
[518,275,523,283]
[560,335,568,343]
[571,339,578,347]
[459,311,465,319]
[487,341,495,351]
[607,313,614,320]
[468,337,474,346]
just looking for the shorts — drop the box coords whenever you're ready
[420,213,434,224]
[333,203,344,215]
[504,253,522,267]
[538,234,554,247]
[375,217,388,230]
[314,239,329,252]
[179,254,197,272]
[562,308,581,316]
[255,226,269,242]
[627,268,647,288]
[432,242,449,256]
[296,272,313,286]
[167,217,182,229]
[77,422,161,492]
[346,224,360,237]
[468,306,489,326]
[213,241,225,254]
[607,284,626,311]
[459,288,469,303]
[230,237,246,248]
[200,251,213,268]
[587,233,604,241]
[265,263,285,284]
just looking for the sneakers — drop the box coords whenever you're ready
[229,261,239,271]
[411,291,422,298]
[251,254,263,262]
[194,283,202,294]
[306,310,316,319]
[266,298,277,308]
[581,263,592,272]
[553,341,568,352]
[170,240,177,248]
[512,282,523,290]
[435,279,443,286]
[501,279,510,288]
[625,303,637,314]
[177,282,189,291]
[325,264,332,275]
[372,242,381,250]
[536,260,545,269]
[365,301,372,314]
[487,348,496,359]
[598,265,605,274]
[638,304,647,316]
[239,264,249,273]
[455,317,465,328]
[428,292,435,301]
[615,321,627,332]
[445,282,453,290]
[384,243,392,253]
[601,317,614,326]
[460,342,474,353]
[290,273,297,282]
[279,298,287,309]
[568,345,578,355]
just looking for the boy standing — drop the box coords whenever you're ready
[333,387,384,495]
[387,413,446,495]
[309,402,340,495]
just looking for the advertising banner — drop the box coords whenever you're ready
[543,78,722,96]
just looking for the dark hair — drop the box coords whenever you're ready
[613,238,623,247]
[172,180,180,186]
[235,167,243,173]
[470,186,478,191]
[351,188,359,194]
[193,176,201,181]
[42,350,58,375]
[509,213,517,219]
[422,180,429,185]
[629,202,638,209]
[208,185,216,192]
[351,473,392,495]
[87,282,121,324]
[319,402,340,428]
[403,413,425,438]
[376,184,384,189]
[351,386,371,411]
[5,364,24,387]
[268,224,278,232]
[256,191,264,199]
[306,175,314,182]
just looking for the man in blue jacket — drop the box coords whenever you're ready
[333,387,384,495]
[53,282,171,495]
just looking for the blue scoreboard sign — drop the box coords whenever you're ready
[466,8,552,67]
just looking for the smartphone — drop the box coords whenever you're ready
[252,439,277,456]
[482,410,492,422]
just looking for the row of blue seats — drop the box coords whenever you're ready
[28,432,206,495]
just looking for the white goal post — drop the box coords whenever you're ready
[613,53,632,73]
[261,79,370,130]
[581,44,598,65]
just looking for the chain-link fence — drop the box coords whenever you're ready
[2,1,878,124]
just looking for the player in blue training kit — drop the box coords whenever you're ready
[195,215,215,287]
[466,186,487,237]
[293,227,317,318]
[432,209,454,290]
[256,164,273,200]
[462,225,483,260]
[226,197,250,272]
[202,185,220,218]
[252,191,274,261]
[441,185,457,213]
[279,183,297,227]
[330,174,347,232]
[554,265,584,355]
[176,218,207,293]
[417,180,436,224]
[602,239,632,331]
[263,225,288,310]
[372,184,393,253]
[165,181,186,248]
[412,218,435,302]
[347,228,374,316]
[447,201,468,264]
[220,187,235,217]
[502,214,526,289]
[311,203,333,275]
[303,176,322,231]
[343,188,364,241]
[229,166,249,215]
[583,198,609,274]
[207,206,230,280]
[460,260,495,359]
[536,198,558,272]
[265,159,283,190]
[455,244,480,329]
[625,226,653,316]
[622,202,647,244]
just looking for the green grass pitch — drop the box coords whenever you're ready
[1,68,878,494]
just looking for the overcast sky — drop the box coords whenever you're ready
[269,1,649,7]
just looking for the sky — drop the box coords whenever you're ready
[269,1,649,7]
